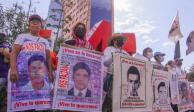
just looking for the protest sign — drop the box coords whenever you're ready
[152,69,172,112]
[178,78,193,112]
[52,45,103,112]
[112,54,153,112]
[169,69,180,104]
[8,41,52,112]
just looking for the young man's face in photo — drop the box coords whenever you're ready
[158,86,167,99]
[29,60,46,84]
[128,73,139,95]
[73,69,90,91]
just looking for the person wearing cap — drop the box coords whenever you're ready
[102,35,129,112]
[10,14,54,83]
[0,31,11,82]
[153,52,165,70]
[65,22,93,50]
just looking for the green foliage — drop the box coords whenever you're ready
[0,3,28,44]
[187,64,194,82]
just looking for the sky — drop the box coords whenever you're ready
[114,0,194,71]
[1,0,194,70]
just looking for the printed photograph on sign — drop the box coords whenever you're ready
[170,73,180,104]
[67,62,92,97]
[178,81,192,105]
[53,47,102,111]
[8,42,51,111]
[57,56,101,100]
[120,57,146,108]
[19,54,50,91]
[154,81,169,106]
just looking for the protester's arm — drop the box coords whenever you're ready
[103,47,113,67]
[10,44,21,82]
[46,49,54,83]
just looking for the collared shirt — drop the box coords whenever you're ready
[20,79,50,91]
[73,87,87,97]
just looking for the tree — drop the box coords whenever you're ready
[0,1,37,44]
[187,64,194,82]
[0,3,28,43]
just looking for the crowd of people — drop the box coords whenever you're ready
[0,14,193,112]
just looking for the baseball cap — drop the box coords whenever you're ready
[29,14,42,23]
[154,52,165,57]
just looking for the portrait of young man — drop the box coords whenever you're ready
[156,82,168,105]
[179,82,192,105]
[68,62,92,97]
[127,66,141,97]
[21,54,49,91]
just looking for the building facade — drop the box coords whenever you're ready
[61,0,113,39]
[46,0,64,49]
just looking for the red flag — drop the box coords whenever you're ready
[87,20,112,52]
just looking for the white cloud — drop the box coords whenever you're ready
[162,41,174,47]
[142,36,159,45]
[114,0,156,39]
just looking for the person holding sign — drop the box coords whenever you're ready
[102,35,129,112]
[127,66,141,97]
[153,52,165,70]
[68,62,92,97]
[10,14,53,83]
[65,22,93,49]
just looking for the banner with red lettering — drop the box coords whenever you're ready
[177,75,193,112]
[7,41,52,111]
[152,69,172,112]
[52,44,103,112]
[112,54,153,112]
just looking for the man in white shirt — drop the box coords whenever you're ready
[102,35,129,112]
[68,62,91,97]
[153,52,165,70]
